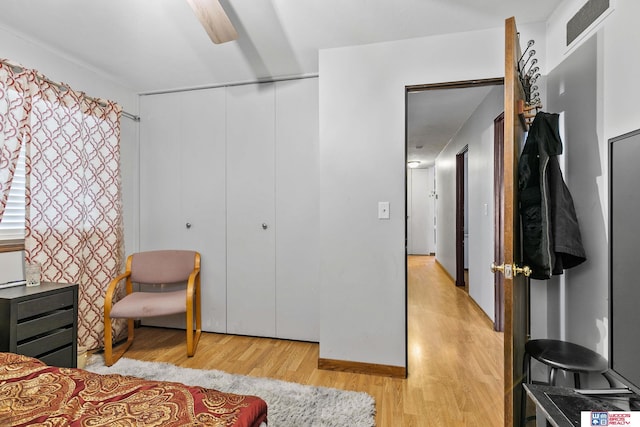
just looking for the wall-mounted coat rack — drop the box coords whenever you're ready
[517,38,543,128]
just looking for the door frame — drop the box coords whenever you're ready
[455,146,468,287]
[405,77,504,374]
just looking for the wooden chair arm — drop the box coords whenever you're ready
[185,252,201,298]
[185,267,200,296]
[104,271,132,313]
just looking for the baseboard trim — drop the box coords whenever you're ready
[318,358,406,378]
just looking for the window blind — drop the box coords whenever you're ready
[0,143,26,241]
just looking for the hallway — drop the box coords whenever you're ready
[407,255,504,426]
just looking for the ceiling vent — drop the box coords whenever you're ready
[567,0,610,46]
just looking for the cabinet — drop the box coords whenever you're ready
[0,282,78,367]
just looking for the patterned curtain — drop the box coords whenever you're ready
[26,77,124,350]
[0,61,32,220]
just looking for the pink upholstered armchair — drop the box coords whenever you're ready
[104,250,201,366]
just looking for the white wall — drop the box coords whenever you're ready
[435,86,504,319]
[319,28,505,367]
[536,0,640,386]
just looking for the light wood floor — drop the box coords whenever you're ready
[117,255,504,426]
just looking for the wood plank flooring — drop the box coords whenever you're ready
[117,255,504,426]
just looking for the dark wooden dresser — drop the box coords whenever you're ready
[0,282,78,367]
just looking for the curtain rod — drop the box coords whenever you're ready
[0,58,140,122]
[140,72,319,96]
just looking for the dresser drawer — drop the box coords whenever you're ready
[38,345,74,368]
[17,327,74,357]
[17,290,74,320]
[0,283,78,368]
[16,309,75,341]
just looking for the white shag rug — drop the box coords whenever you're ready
[86,355,376,427]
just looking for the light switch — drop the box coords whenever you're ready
[378,201,390,219]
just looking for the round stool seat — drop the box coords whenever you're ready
[521,339,613,427]
[526,339,608,375]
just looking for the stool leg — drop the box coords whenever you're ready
[574,373,581,389]
[603,371,617,388]
[521,354,531,427]
[549,368,557,386]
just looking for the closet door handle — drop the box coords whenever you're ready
[186,223,192,229]
[262,223,268,230]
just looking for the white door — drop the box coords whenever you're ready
[408,168,432,255]
[275,78,320,341]
[140,93,182,249]
[139,88,227,332]
[226,83,277,337]
[179,88,227,333]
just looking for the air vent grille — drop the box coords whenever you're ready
[567,0,610,46]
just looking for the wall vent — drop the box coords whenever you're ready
[567,0,610,46]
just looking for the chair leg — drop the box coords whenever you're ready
[185,305,201,357]
[104,318,135,367]
[186,278,202,357]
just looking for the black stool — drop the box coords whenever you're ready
[524,339,614,388]
[521,339,615,426]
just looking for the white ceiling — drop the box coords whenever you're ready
[0,0,559,93]
[0,0,559,165]
[407,85,496,168]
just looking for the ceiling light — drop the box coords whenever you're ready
[407,161,421,168]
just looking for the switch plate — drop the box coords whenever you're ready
[378,201,390,219]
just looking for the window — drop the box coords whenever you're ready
[0,142,26,249]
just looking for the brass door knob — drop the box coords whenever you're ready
[490,263,504,273]
[514,265,532,277]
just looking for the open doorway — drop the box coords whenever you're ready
[405,78,504,330]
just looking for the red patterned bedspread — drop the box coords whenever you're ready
[0,352,267,427]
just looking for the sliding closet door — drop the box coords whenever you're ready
[275,79,320,341]
[139,88,227,332]
[226,83,277,337]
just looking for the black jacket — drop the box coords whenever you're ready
[518,112,586,280]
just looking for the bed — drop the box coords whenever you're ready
[0,352,268,426]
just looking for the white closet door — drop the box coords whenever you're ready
[179,88,227,333]
[139,89,227,332]
[275,78,319,341]
[140,93,182,250]
[226,83,276,337]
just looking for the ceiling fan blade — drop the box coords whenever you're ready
[186,0,238,44]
